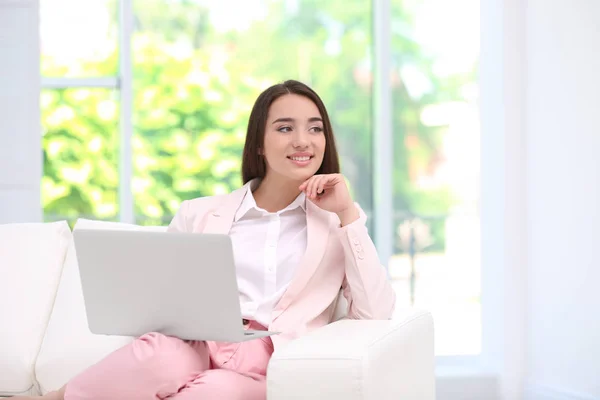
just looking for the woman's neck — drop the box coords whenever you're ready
[252,175,303,213]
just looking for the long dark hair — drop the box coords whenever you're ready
[241,80,340,184]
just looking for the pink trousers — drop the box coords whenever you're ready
[64,321,273,400]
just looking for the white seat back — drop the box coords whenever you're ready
[0,221,71,397]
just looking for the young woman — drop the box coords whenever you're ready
[18,80,396,400]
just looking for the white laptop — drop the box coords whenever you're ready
[73,229,278,342]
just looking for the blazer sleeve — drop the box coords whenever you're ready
[166,200,192,233]
[337,203,396,320]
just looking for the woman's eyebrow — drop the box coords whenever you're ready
[271,117,323,124]
[272,117,294,124]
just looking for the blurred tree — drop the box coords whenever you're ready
[41,88,120,221]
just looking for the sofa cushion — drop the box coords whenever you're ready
[0,221,71,397]
[35,219,167,393]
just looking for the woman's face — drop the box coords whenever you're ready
[262,94,326,184]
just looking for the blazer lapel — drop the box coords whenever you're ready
[274,200,331,315]
[201,184,249,235]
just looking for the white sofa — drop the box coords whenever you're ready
[0,219,435,399]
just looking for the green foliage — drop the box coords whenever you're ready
[42,88,120,221]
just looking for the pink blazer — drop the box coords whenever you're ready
[167,182,396,349]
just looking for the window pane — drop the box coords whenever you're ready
[42,89,120,223]
[40,0,118,77]
[132,0,373,227]
[389,0,480,356]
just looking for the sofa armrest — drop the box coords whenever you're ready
[266,309,435,400]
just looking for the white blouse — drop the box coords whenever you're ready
[229,184,308,327]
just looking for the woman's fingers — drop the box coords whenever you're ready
[301,177,312,197]
[300,174,340,198]
[316,177,326,196]
[308,176,320,198]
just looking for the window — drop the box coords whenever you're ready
[40,0,481,360]
[41,0,120,222]
[40,0,118,77]
[389,0,481,356]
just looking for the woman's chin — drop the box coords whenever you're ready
[267,167,319,185]
[288,170,317,183]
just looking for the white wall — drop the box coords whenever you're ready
[0,0,42,223]
[480,0,528,398]
[524,0,600,398]
[481,0,600,399]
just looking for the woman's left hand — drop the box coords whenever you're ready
[299,174,360,226]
